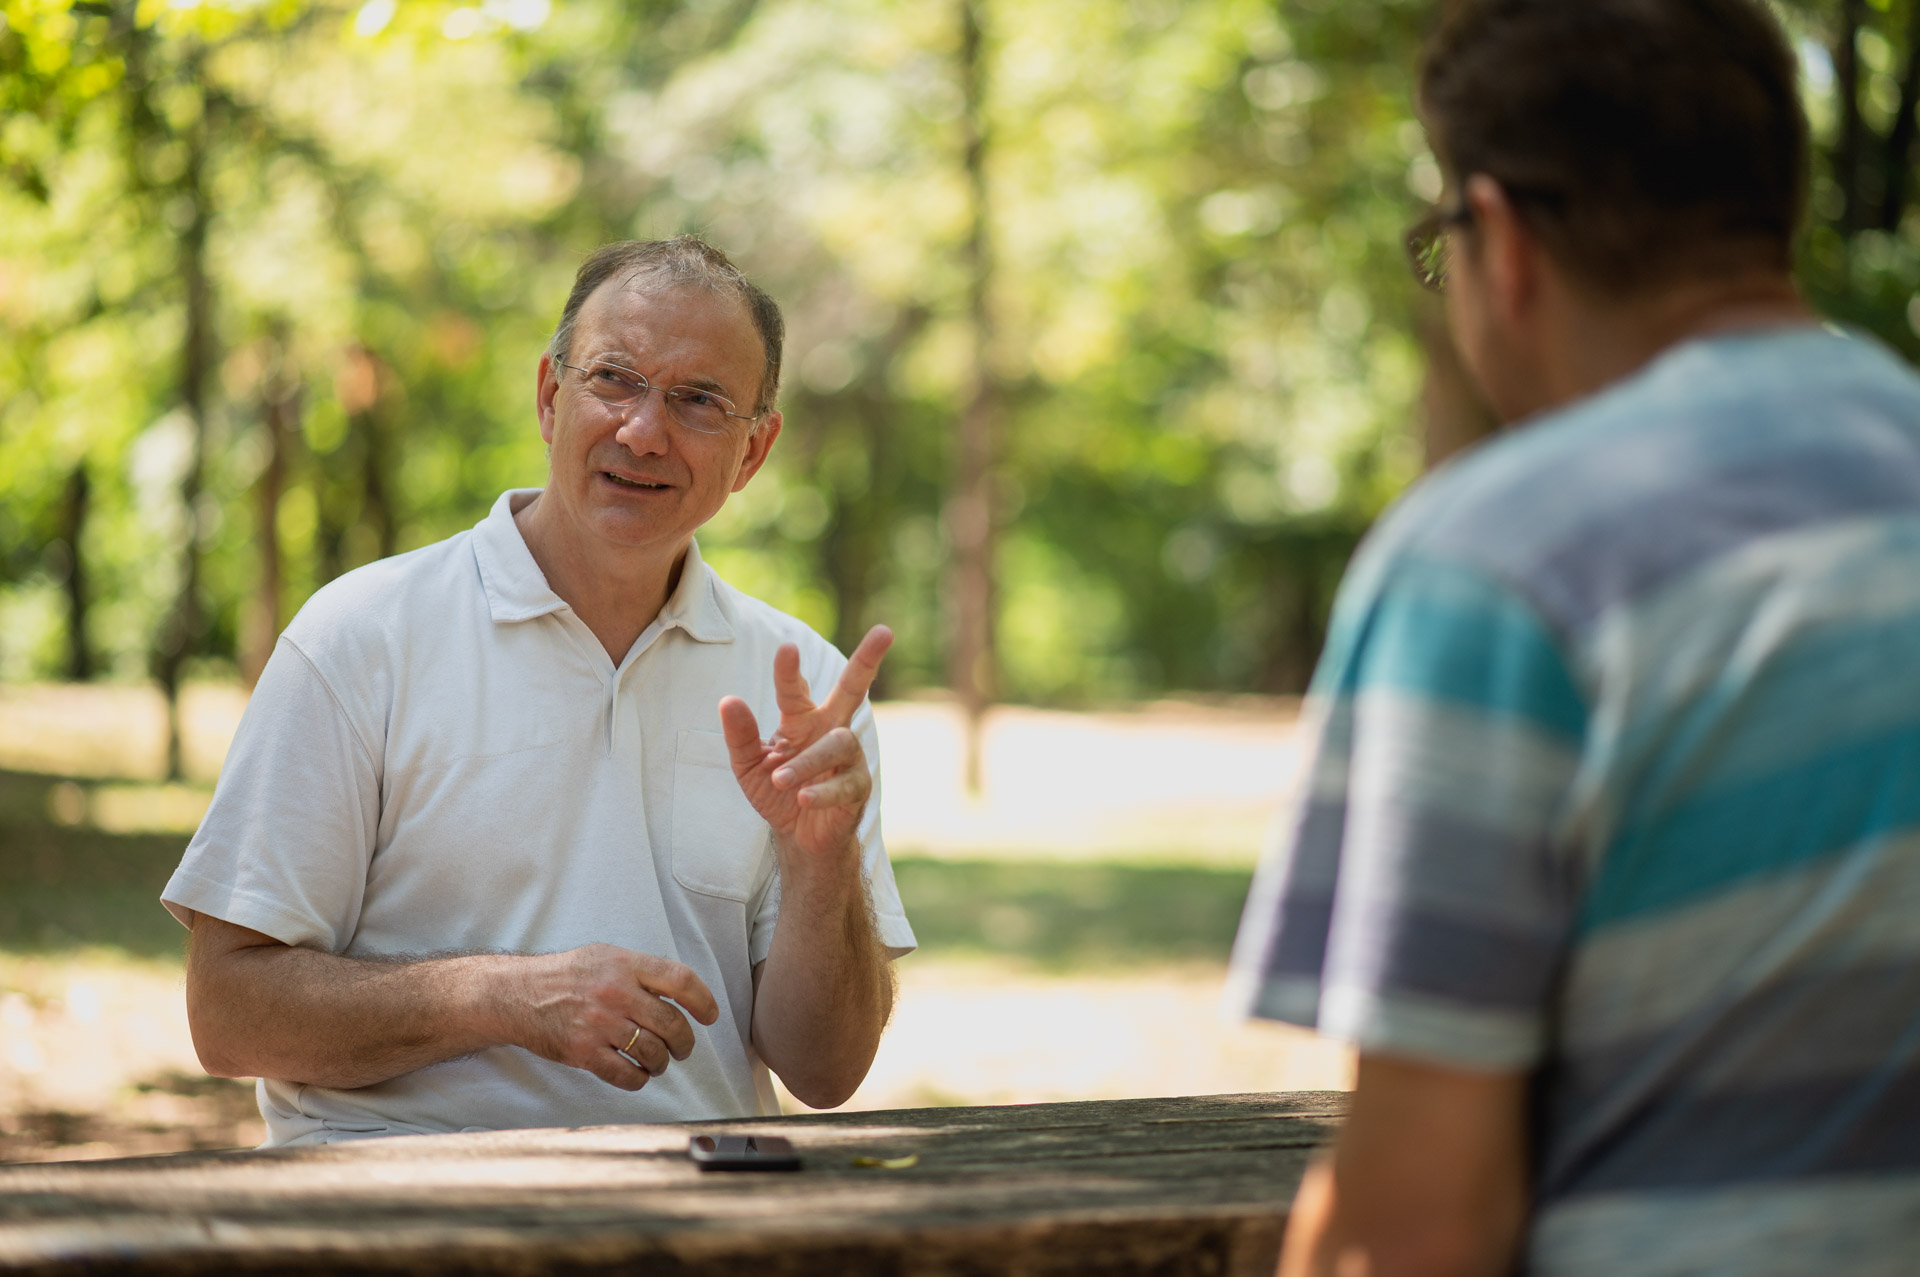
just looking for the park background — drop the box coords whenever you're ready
[0,0,1914,1158]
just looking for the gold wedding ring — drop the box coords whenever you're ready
[624,1026,643,1055]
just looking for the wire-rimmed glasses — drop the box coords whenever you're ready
[558,359,762,434]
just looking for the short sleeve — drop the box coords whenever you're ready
[161,636,382,951]
[747,695,916,967]
[1227,556,1590,1071]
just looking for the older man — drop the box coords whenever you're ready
[165,237,914,1144]
[1231,1,1920,1274]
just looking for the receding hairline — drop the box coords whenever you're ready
[571,272,766,401]
[547,236,786,417]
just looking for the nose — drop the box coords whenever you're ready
[611,385,674,455]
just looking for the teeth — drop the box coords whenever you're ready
[606,473,664,489]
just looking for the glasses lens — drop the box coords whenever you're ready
[581,362,647,405]
[664,388,739,434]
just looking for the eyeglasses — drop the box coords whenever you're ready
[1404,201,1473,293]
[557,360,762,434]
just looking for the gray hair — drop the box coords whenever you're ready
[547,236,785,418]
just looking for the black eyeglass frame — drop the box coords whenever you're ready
[1404,180,1568,293]
[556,359,765,432]
[1404,201,1474,294]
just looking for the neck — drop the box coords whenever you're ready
[514,494,686,663]
[1528,272,1812,420]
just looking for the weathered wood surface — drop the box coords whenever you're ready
[0,1091,1343,1276]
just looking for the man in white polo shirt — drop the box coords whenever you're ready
[163,237,916,1145]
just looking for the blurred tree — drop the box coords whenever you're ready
[11,0,1888,720]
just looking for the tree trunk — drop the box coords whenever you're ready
[949,0,997,792]
[1836,0,1866,233]
[152,102,214,782]
[241,352,298,687]
[1878,1,1920,231]
[58,465,92,681]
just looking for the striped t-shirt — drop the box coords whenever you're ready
[1228,326,1920,1275]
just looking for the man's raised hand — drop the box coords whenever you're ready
[718,625,893,863]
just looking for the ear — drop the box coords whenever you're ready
[1462,174,1540,325]
[536,352,561,446]
[730,410,782,493]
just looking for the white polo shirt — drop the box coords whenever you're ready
[163,489,916,1145]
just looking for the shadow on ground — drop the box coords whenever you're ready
[0,771,193,958]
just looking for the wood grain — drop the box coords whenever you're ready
[0,1091,1344,1276]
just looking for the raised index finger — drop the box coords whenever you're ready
[821,625,893,724]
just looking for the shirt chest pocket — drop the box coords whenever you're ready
[671,729,773,903]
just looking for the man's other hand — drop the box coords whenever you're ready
[510,944,720,1091]
[185,917,720,1093]
[718,624,893,864]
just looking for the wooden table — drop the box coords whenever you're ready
[0,1091,1342,1276]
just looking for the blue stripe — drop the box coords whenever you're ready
[1324,559,1589,740]
[1583,725,1920,928]
[1547,1065,1920,1197]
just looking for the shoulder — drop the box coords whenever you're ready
[1355,327,1920,640]
[281,530,481,676]
[705,569,846,671]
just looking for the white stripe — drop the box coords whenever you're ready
[1347,688,1582,840]
[1564,825,1920,1058]
[1318,983,1541,1071]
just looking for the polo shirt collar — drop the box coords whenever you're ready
[470,489,734,643]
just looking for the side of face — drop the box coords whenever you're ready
[535,281,783,561]
[1445,174,1553,424]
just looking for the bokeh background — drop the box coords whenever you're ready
[0,0,1913,1159]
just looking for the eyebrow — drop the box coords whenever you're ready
[586,354,735,401]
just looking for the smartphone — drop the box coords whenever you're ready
[687,1134,802,1172]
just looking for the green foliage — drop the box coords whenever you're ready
[8,0,1899,703]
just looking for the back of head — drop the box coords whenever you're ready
[1419,0,1807,295]
[549,236,786,415]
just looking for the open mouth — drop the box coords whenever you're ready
[603,472,669,490]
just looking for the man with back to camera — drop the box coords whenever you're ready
[1228,1,1920,1273]
[163,236,916,1143]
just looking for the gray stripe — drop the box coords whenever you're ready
[1254,891,1336,982]
[1532,1173,1920,1277]
[1329,895,1566,1012]
[1526,439,1920,632]
[1539,1060,1920,1199]
[1384,335,1920,636]
[1552,958,1920,1129]
[1540,959,1920,1199]
[1339,798,1583,937]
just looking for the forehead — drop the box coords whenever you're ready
[574,280,761,388]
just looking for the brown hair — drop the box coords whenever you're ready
[1418,0,1808,293]
[548,236,786,417]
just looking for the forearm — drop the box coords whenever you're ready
[751,848,894,1108]
[1277,1057,1529,1277]
[187,934,526,1089]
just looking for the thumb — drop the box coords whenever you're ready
[717,696,765,770]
